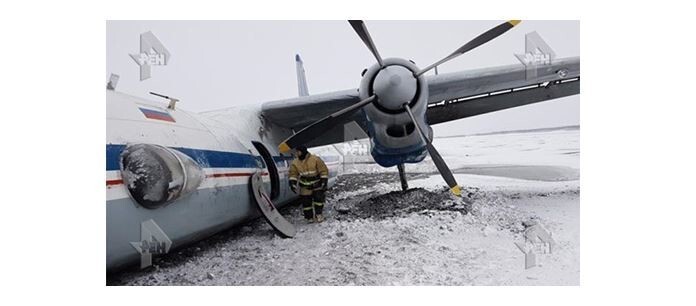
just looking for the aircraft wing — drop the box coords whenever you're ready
[261,89,368,148]
[262,89,361,131]
[425,56,579,124]
[261,56,579,147]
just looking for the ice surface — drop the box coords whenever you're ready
[108,128,579,286]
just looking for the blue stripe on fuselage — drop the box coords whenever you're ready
[106,144,291,171]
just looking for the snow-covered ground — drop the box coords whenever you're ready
[108,127,579,286]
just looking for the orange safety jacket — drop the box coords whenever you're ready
[288,153,329,196]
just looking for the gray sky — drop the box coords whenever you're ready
[106,20,579,136]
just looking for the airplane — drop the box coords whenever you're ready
[106,20,580,270]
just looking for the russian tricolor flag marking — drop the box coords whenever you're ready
[139,107,175,122]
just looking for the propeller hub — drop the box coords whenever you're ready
[373,65,418,111]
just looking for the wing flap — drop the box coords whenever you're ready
[426,56,579,124]
[427,57,579,103]
[427,77,579,125]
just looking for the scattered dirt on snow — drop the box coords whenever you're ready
[333,186,471,221]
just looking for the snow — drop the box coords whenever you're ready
[108,127,580,286]
[435,128,580,169]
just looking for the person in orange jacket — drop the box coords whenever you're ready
[288,145,329,223]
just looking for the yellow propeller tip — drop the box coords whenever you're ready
[450,185,462,197]
[508,20,521,26]
[278,142,291,153]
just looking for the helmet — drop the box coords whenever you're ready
[295,145,309,160]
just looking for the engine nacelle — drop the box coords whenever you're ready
[120,144,204,209]
[358,58,430,167]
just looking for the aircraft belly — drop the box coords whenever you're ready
[106,181,296,270]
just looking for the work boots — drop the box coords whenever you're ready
[316,214,325,223]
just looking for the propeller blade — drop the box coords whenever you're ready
[417,20,521,76]
[403,103,461,196]
[348,20,384,67]
[278,95,376,153]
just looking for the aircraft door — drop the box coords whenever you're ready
[251,141,280,200]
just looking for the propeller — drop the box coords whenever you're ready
[417,20,521,76]
[278,20,520,195]
[278,21,386,154]
[348,20,384,67]
[403,103,461,196]
[278,95,376,153]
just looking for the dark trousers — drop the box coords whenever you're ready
[301,189,326,219]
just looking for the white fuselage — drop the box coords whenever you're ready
[106,90,339,270]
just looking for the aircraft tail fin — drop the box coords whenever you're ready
[295,54,309,96]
